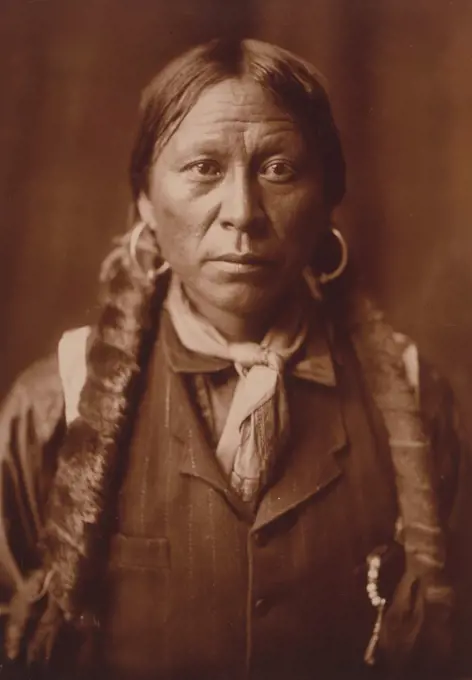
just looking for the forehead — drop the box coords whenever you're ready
[184,78,293,124]
[166,78,303,150]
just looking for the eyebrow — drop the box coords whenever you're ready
[173,129,307,160]
[255,129,306,153]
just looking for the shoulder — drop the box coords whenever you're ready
[0,354,64,447]
[0,325,93,443]
[392,332,420,395]
[392,332,462,442]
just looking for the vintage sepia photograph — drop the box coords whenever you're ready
[0,1,471,678]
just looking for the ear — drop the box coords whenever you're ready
[137,193,157,228]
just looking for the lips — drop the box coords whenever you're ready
[206,253,278,280]
[211,253,275,265]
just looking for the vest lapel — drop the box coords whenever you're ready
[253,378,346,531]
[168,367,254,521]
[162,314,347,528]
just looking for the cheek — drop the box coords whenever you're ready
[154,203,193,255]
[149,182,207,267]
[266,186,326,255]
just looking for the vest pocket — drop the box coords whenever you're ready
[108,534,170,570]
[102,534,171,675]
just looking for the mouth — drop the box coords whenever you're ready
[211,253,276,266]
[207,253,277,277]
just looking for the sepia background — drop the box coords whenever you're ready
[0,0,472,662]
[1,0,472,433]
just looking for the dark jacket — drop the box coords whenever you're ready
[0,312,470,680]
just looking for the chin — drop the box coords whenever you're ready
[202,279,282,316]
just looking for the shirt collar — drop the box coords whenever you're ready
[161,302,337,387]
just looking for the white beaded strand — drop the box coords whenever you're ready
[364,552,387,666]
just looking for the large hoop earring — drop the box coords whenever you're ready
[129,221,170,281]
[318,228,348,284]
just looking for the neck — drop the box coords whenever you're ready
[183,288,294,344]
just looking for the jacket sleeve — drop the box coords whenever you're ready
[419,361,472,675]
[0,356,65,606]
[445,402,472,676]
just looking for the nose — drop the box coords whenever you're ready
[218,168,264,233]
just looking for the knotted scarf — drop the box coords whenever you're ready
[166,275,312,501]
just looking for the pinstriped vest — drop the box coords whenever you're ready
[56,311,403,680]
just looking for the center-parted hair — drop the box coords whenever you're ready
[130,38,346,210]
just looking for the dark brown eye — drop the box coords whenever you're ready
[261,160,296,183]
[186,160,222,179]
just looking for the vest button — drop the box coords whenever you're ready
[254,598,270,616]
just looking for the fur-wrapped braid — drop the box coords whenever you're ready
[43,255,165,619]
